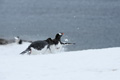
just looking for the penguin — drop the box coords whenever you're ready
[20,32,75,55]
[20,38,53,55]
[14,36,23,44]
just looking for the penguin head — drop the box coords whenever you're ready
[14,36,22,44]
[55,32,64,40]
[58,32,64,36]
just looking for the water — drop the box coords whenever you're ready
[0,0,120,51]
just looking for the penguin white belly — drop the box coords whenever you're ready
[49,42,63,53]
[30,45,48,55]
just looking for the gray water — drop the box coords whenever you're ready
[0,0,120,51]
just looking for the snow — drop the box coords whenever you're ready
[0,43,120,80]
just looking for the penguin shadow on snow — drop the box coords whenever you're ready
[20,32,75,55]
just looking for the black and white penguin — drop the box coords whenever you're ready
[14,36,23,44]
[20,32,75,55]
[20,38,53,55]
[20,32,64,55]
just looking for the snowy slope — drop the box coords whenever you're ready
[0,43,120,80]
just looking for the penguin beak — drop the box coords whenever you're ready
[61,33,64,35]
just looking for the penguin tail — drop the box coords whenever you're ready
[20,48,31,55]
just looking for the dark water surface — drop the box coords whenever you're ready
[0,0,120,51]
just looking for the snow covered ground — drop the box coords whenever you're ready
[0,43,120,80]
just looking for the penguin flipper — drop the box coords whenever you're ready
[61,42,75,45]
